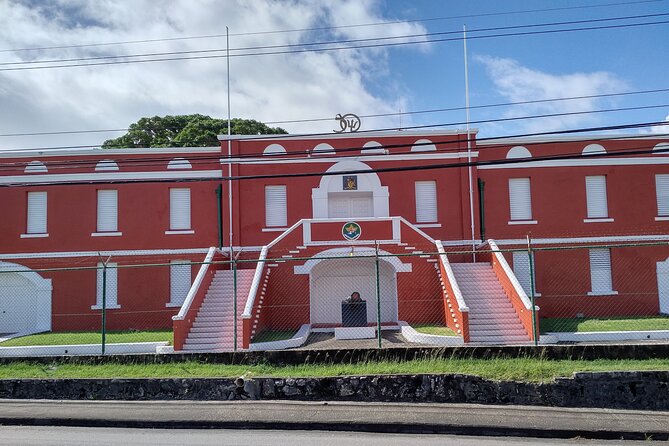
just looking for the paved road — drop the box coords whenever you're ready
[1,400,667,440]
[0,426,652,446]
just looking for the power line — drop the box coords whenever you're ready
[3,12,667,67]
[0,121,665,174]
[2,17,667,72]
[1,87,668,139]
[2,139,667,188]
[2,0,663,54]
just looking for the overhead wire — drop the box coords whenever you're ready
[0,121,666,174]
[1,86,668,139]
[2,138,668,188]
[1,16,668,71]
[2,12,667,68]
[1,0,663,54]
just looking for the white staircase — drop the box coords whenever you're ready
[450,263,531,344]
[183,269,255,351]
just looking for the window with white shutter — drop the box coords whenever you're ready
[265,185,287,227]
[93,262,119,309]
[585,175,609,219]
[415,181,438,223]
[656,174,669,217]
[96,190,118,233]
[513,251,537,295]
[589,249,615,295]
[26,191,47,234]
[169,188,191,231]
[508,178,533,221]
[169,260,191,306]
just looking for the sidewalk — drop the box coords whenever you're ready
[1,399,667,440]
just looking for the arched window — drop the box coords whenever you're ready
[95,160,119,172]
[582,144,606,155]
[167,158,192,169]
[506,146,532,159]
[24,160,47,173]
[312,143,335,155]
[411,139,437,152]
[361,141,385,154]
[653,142,669,154]
[263,144,287,155]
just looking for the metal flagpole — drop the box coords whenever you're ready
[226,26,233,260]
[463,25,476,261]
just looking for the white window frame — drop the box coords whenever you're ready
[92,262,120,309]
[584,175,613,222]
[166,188,193,234]
[167,260,192,307]
[93,189,121,236]
[22,191,48,238]
[508,178,536,224]
[512,250,540,296]
[588,248,617,296]
[415,181,438,224]
[265,185,287,228]
[655,174,669,220]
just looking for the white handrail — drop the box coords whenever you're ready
[398,216,435,243]
[436,240,469,312]
[242,219,307,319]
[487,239,536,310]
[173,246,217,321]
[242,245,268,318]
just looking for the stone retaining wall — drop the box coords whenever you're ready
[1,371,667,411]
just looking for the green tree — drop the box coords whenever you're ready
[102,114,287,148]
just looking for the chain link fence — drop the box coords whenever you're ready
[0,241,668,356]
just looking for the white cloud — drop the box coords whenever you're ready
[649,115,669,135]
[0,0,427,149]
[476,56,626,134]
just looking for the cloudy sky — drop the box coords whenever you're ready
[0,0,667,150]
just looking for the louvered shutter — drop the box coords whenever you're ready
[96,262,118,307]
[513,251,535,295]
[415,181,438,223]
[97,190,118,232]
[169,188,191,230]
[265,185,287,227]
[589,249,613,294]
[26,191,47,234]
[585,176,608,218]
[656,175,669,216]
[508,178,532,221]
[170,261,191,306]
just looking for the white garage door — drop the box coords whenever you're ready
[309,258,397,325]
[0,266,51,334]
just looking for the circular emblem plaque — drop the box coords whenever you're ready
[342,221,362,241]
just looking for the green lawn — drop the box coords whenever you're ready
[540,316,669,333]
[0,358,666,382]
[251,330,298,343]
[412,324,458,336]
[0,330,172,347]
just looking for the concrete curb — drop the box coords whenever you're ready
[0,400,667,440]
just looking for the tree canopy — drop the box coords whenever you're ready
[101,114,288,148]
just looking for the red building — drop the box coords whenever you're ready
[1,131,668,349]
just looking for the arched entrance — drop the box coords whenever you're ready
[309,257,398,325]
[0,261,52,333]
[311,161,389,219]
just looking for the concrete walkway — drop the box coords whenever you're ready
[1,399,667,440]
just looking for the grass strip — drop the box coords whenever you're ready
[411,324,458,336]
[0,330,172,347]
[0,358,667,383]
[541,316,669,333]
